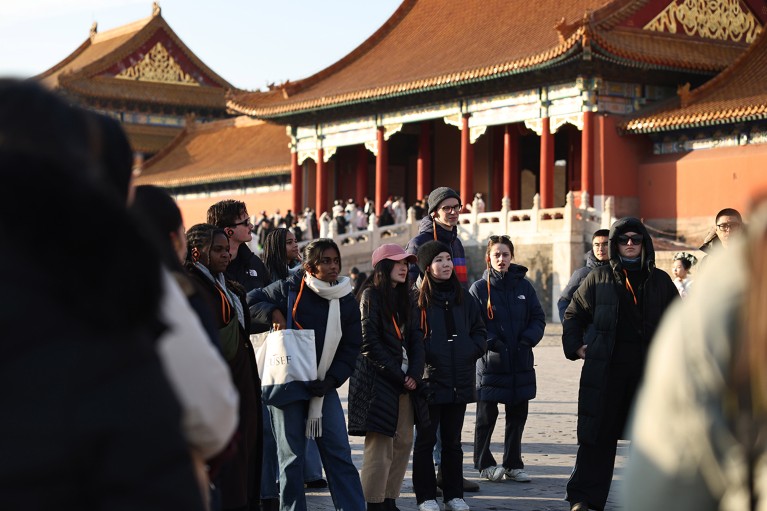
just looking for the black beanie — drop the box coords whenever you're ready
[427,187,461,215]
[417,241,452,274]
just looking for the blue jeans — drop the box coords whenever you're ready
[261,405,325,500]
[268,390,364,511]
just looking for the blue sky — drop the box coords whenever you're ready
[0,0,401,90]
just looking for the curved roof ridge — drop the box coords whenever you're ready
[278,0,415,98]
[589,0,650,29]
[677,27,767,107]
[91,16,153,43]
[34,38,93,80]
[142,122,192,171]
[229,26,586,118]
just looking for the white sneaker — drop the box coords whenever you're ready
[418,499,441,511]
[479,465,505,482]
[444,497,470,511]
[505,468,532,482]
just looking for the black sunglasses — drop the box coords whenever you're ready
[231,218,252,227]
[489,235,511,243]
[617,234,643,246]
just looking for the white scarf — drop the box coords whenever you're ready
[303,273,352,438]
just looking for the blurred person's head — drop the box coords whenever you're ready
[131,185,187,269]
[0,79,160,329]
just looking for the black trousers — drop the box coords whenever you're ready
[566,344,643,511]
[413,403,467,503]
[473,400,528,471]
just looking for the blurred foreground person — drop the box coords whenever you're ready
[0,80,206,509]
[624,199,767,511]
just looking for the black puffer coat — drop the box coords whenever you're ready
[470,266,546,404]
[348,287,425,437]
[562,217,678,444]
[420,284,487,405]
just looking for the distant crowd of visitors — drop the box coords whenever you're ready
[4,79,765,511]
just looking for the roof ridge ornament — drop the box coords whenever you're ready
[152,1,161,17]
[677,82,691,108]
[89,22,98,40]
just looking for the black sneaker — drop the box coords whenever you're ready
[305,478,328,489]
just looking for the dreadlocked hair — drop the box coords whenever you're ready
[185,223,226,268]
[363,259,410,323]
[263,228,290,281]
[417,270,463,310]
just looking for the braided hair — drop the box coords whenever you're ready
[185,223,226,268]
[263,228,290,281]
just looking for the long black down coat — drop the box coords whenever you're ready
[562,217,678,445]
[469,266,546,404]
[347,287,426,437]
[420,284,487,405]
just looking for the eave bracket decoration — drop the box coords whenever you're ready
[116,42,200,86]
[644,0,762,43]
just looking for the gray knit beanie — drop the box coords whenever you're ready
[427,187,461,215]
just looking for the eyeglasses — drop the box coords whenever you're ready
[592,242,608,248]
[231,218,252,228]
[617,234,643,246]
[716,222,741,232]
[439,204,462,214]
[489,235,511,243]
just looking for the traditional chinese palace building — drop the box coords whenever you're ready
[227,0,766,238]
[35,4,233,157]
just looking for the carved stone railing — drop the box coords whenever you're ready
[286,193,616,320]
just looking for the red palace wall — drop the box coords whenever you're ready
[638,143,767,219]
[175,188,293,226]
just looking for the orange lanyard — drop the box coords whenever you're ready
[622,269,638,305]
[485,275,494,320]
[291,278,306,330]
[392,314,403,342]
[420,308,429,336]
[216,285,232,323]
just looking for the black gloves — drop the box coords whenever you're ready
[307,377,337,397]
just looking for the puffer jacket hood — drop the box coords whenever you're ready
[585,249,608,269]
[609,217,656,273]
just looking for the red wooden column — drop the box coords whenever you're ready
[291,151,301,215]
[581,111,594,206]
[539,117,554,208]
[460,114,473,209]
[375,127,388,215]
[503,124,520,209]
[417,121,431,200]
[356,145,368,205]
[315,149,326,214]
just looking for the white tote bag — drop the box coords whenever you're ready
[251,329,317,405]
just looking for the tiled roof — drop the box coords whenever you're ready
[229,0,750,118]
[122,123,182,154]
[137,117,290,187]
[622,28,767,133]
[36,12,233,109]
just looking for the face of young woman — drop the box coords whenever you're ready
[488,242,512,273]
[389,259,409,286]
[311,247,341,283]
[285,231,300,262]
[672,259,688,280]
[205,233,231,275]
[428,252,454,281]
